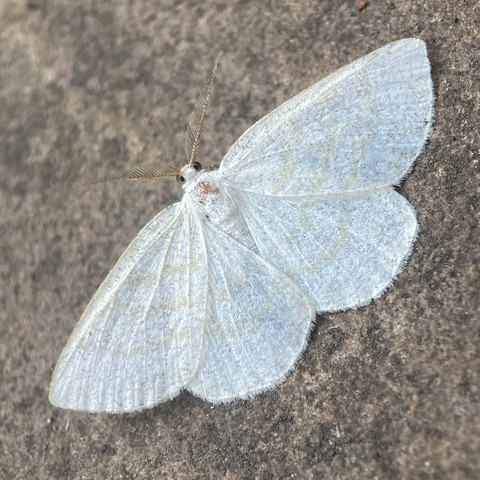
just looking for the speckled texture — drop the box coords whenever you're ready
[0,1,478,479]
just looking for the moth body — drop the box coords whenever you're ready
[185,167,256,251]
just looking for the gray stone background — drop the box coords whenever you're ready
[1,0,478,478]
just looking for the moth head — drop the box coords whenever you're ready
[176,161,204,187]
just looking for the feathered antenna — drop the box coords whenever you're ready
[74,162,179,187]
[184,52,223,167]
[75,53,223,188]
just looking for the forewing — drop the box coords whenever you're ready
[186,223,315,402]
[240,189,418,311]
[220,39,434,195]
[49,203,208,412]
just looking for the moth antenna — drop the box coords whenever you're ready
[184,52,223,167]
[74,162,180,187]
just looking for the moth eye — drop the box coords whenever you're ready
[192,161,203,172]
[176,175,186,185]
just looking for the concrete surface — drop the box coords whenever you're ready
[0,0,478,478]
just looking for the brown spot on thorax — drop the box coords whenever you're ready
[195,181,221,205]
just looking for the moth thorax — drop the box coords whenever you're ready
[188,174,240,227]
[193,180,222,207]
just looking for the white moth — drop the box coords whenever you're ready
[50,38,434,413]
